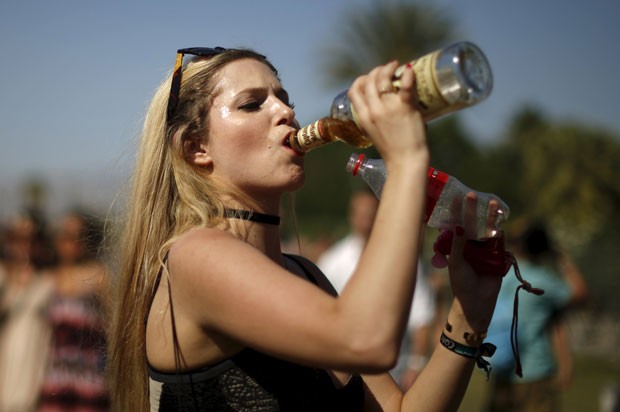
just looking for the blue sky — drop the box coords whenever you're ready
[0,0,618,218]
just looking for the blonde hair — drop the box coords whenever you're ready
[107,49,277,411]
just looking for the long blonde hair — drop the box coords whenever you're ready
[107,49,278,412]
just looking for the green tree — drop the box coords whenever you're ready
[320,0,458,89]
[426,116,481,179]
[491,105,620,252]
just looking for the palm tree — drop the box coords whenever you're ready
[320,0,459,89]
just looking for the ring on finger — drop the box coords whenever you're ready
[379,84,399,96]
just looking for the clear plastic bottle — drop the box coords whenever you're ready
[288,41,493,153]
[346,153,509,239]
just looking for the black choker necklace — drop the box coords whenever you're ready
[224,209,280,226]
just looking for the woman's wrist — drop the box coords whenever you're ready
[443,321,487,348]
[383,150,429,174]
[382,154,429,197]
[445,300,492,346]
[439,316,497,379]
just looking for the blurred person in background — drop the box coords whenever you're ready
[484,221,589,412]
[37,210,110,411]
[392,264,436,390]
[317,189,437,390]
[0,209,55,412]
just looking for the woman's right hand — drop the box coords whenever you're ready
[347,61,428,166]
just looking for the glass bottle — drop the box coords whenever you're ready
[288,41,493,153]
[346,153,509,239]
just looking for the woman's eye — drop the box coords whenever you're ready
[239,100,262,111]
[277,91,294,110]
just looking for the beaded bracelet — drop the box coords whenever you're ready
[439,332,496,379]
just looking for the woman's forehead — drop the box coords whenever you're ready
[213,59,281,95]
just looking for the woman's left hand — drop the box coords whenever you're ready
[445,193,503,334]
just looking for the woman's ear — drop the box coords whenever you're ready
[183,136,212,167]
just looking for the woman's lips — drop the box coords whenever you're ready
[283,131,303,154]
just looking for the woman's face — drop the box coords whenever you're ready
[204,58,304,199]
[54,215,86,263]
[4,216,36,262]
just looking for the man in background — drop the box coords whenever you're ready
[318,189,436,389]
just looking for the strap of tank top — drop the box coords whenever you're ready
[283,253,319,285]
[146,252,199,409]
[145,252,169,326]
[283,253,338,297]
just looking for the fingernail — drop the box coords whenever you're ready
[406,63,412,69]
[455,226,465,236]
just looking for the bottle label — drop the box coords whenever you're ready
[393,51,449,120]
[413,52,450,116]
[426,168,449,223]
[292,120,329,152]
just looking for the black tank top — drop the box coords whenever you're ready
[147,254,365,411]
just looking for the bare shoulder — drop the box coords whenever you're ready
[162,228,293,328]
[174,226,239,247]
[168,227,248,267]
[165,227,274,290]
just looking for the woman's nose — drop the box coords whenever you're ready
[274,98,295,126]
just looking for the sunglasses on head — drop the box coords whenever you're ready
[166,47,228,122]
[166,47,266,123]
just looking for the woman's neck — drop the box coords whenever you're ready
[223,207,283,260]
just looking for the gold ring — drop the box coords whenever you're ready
[379,84,399,95]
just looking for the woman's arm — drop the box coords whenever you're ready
[362,196,503,412]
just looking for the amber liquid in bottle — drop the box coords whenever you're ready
[289,41,493,154]
[288,117,371,153]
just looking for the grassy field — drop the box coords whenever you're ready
[458,354,620,411]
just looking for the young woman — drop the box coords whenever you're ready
[0,210,55,411]
[39,211,110,410]
[108,47,502,411]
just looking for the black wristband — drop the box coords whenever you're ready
[439,332,496,379]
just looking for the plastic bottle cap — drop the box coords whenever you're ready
[351,153,365,176]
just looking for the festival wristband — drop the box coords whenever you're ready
[439,332,496,379]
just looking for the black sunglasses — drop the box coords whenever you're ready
[166,47,229,122]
